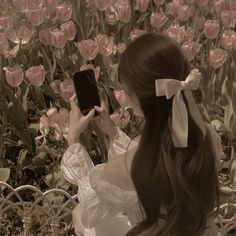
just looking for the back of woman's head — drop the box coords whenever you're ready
[118,33,220,236]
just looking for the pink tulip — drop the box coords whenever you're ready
[213,0,228,15]
[43,7,51,20]
[166,2,176,15]
[39,28,52,45]
[0,17,13,31]
[221,30,235,49]
[5,44,20,59]
[39,115,49,136]
[232,34,236,51]
[221,11,236,28]
[184,27,194,41]
[116,0,132,23]
[150,13,167,29]
[47,107,59,126]
[114,89,129,107]
[44,0,59,11]
[56,3,72,22]
[105,6,119,25]
[196,0,208,6]
[165,25,185,44]
[187,0,196,3]
[46,107,69,140]
[196,16,206,30]
[3,66,24,87]
[135,0,150,12]
[181,41,200,61]
[209,48,228,69]
[59,79,75,102]
[76,39,99,61]
[177,4,192,21]
[95,0,111,11]
[153,0,164,5]
[25,65,45,86]
[7,26,33,44]
[95,34,114,56]
[25,8,44,26]
[35,135,47,150]
[229,0,236,12]
[0,33,9,55]
[50,29,67,48]
[54,108,70,140]
[166,0,183,15]
[61,21,76,41]
[28,0,44,8]
[110,108,130,129]
[129,29,146,41]
[12,0,28,12]
[80,64,100,80]
[56,108,69,133]
[114,42,126,54]
[55,108,69,127]
[204,20,220,39]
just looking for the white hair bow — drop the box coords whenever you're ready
[155,69,206,148]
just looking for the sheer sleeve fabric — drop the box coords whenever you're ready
[60,130,139,229]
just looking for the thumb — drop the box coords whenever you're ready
[84,108,95,121]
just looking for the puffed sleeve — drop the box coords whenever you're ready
[108,127,139,160]
[60,143,99,211]
[60,138,139,229]
[80,164,138,228]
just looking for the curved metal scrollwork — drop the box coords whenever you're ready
[0,181,78,236]
[0,181,235,235]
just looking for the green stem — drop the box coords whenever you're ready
[0,56,3,168]
[46,144,56,188]
[41,46,53,82]
[100,11,106,34]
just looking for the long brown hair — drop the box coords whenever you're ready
[118,33,220,236]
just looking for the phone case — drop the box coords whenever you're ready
[72,69,100,115]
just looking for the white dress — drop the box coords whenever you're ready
[61,124,222,236]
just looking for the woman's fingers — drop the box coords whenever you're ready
[84,108,95,121]
[69,95,77,110]
[69,94,82,115]
[100,99,106,109]
[94,105,104,113]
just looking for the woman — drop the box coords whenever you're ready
[61,33,222,236]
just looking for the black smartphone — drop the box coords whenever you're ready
[72,69,100,115]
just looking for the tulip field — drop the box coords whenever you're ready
[0,0,236,235]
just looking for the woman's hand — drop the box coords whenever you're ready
[94,101,118,140]
[67,95,95,146]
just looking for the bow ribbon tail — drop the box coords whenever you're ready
[172,91,188,147]
[184,90,206,138]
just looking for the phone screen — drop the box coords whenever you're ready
[72,69,100,115]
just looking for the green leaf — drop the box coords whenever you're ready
[136,12,150,24]
[109,63,119,82]
[229,151,236,191]
[0,168,10,182]
[32,152,48,166]
[224,96,234,130]
[43,83,57,101]
[44,170,70,190]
